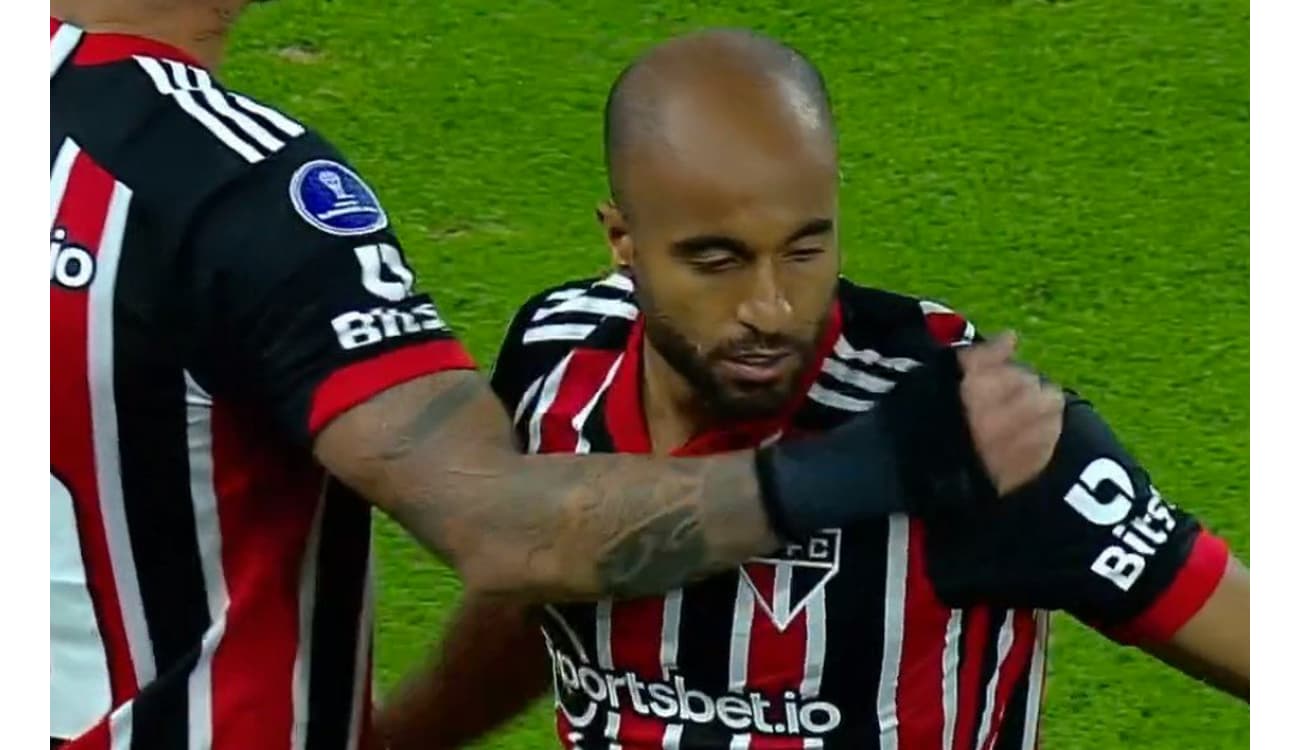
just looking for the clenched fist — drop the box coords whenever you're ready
[956,332,1065,495]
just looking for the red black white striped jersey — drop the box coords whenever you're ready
[51,19,474,749]
[489,274,1052,750]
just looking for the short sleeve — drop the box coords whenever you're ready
[185,136,476,445]
[923,394,1229,645]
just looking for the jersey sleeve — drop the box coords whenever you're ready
[185,136,476,446]
[923,393,1230,646]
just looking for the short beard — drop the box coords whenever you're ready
[639,292,830,424]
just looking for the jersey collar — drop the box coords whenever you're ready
[605,301,843,456]
[53,17,206,70]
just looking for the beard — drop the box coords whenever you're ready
[640,297,830,424]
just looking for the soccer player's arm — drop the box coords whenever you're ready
[925,393,1248,700]
[377,594,549,750]
[375,303,566,749]
[188,141,779,601]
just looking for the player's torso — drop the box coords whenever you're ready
[51,24,374,748]
[505,274,1049,750]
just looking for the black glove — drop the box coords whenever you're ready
[754,348,997,540]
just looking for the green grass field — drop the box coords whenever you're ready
[225,1,1248,746]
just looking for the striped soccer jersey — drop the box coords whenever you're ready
[51,19,474,749]
[490,274,1051,750]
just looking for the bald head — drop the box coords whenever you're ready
[604,29,836,210]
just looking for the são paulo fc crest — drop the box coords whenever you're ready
[741,529,841,631]
[289,159,389,236]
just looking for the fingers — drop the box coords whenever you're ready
[956,331,1018,375]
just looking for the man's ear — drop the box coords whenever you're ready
[596,201,634,272]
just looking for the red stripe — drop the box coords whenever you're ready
[611,597,669,745]
[556,710,575,750]
[953,607,991,750]
[52,151,138,706]
[897,523,953,750]
[537,348,620,453]
[924,310,969,346]
[209,399,321,748]
[63,715,111,750]
[978,611,1037,750]
[1105,531,1231,645]
[307,339,476,435]
[52,16,63,37]
[71,29,205,69]
[742,564,808,750]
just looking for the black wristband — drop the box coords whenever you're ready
[755,349,994,539]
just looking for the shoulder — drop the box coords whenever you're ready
[835,278,978,357]
[795,279,979,422]
[489,272,639,411]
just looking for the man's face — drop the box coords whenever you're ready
[607,106,840,422]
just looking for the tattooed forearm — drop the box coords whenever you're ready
[314,370,778,601]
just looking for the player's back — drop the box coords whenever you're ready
[51,20,375,749]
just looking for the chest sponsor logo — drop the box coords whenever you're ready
[741,529,841,630]
[545,640,842,739]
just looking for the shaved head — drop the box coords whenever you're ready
[603,28,836,211]
[595,29,842,425]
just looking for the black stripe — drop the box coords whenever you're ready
[305,484,371,750]
[991,656,1033,750]
[112,207,210,744]
[160,61,271,160]
[130,647,201,750]
[581,392,616,453]
[673,571,744,749]
[817,521,891,747]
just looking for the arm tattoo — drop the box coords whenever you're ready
[322,372,777,600]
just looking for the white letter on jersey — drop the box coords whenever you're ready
[354,243,414,302]
[1089,546,1146,591]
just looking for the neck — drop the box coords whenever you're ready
[53,0,243,70]
[640,340,708,454]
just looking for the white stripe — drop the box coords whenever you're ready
[820,356,897,394]
[512,375,545,427]
[661,589,683,680]
[773,563,794,629]
[919,300,955,316]
[832,336,920,373]
[1021,612,1050,750]
[941,610,964,750]
[546,288,586,302]
[533,295,639,322]
[975,611,1018,750]
[109,700,135,750]
[231,93,307,137]
[662,723,684,750]
[527,352,574,452]
[134,57,264,163]
[596,599,614,669]
[598,272,635,292]
[51,138,81,227]
[51,23,83,77]
[800,586,827,699]
[184,64,287,152]
[728,575,755,691]
[729,734,751,750]
[604,711,623,749]
[807,382,875,412]
[184,373,229,750]
[523,323,597,344]
[89,182,157,687]
[346,546,375,750]
[290,488,327,750]
[875,515,910,750]
[573,354,624,453]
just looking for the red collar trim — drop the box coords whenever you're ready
[54,18,206,70]
[604,301,844,456]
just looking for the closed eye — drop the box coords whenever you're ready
[787,247,825,262]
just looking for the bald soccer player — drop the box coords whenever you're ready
[376,29,1248,750]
